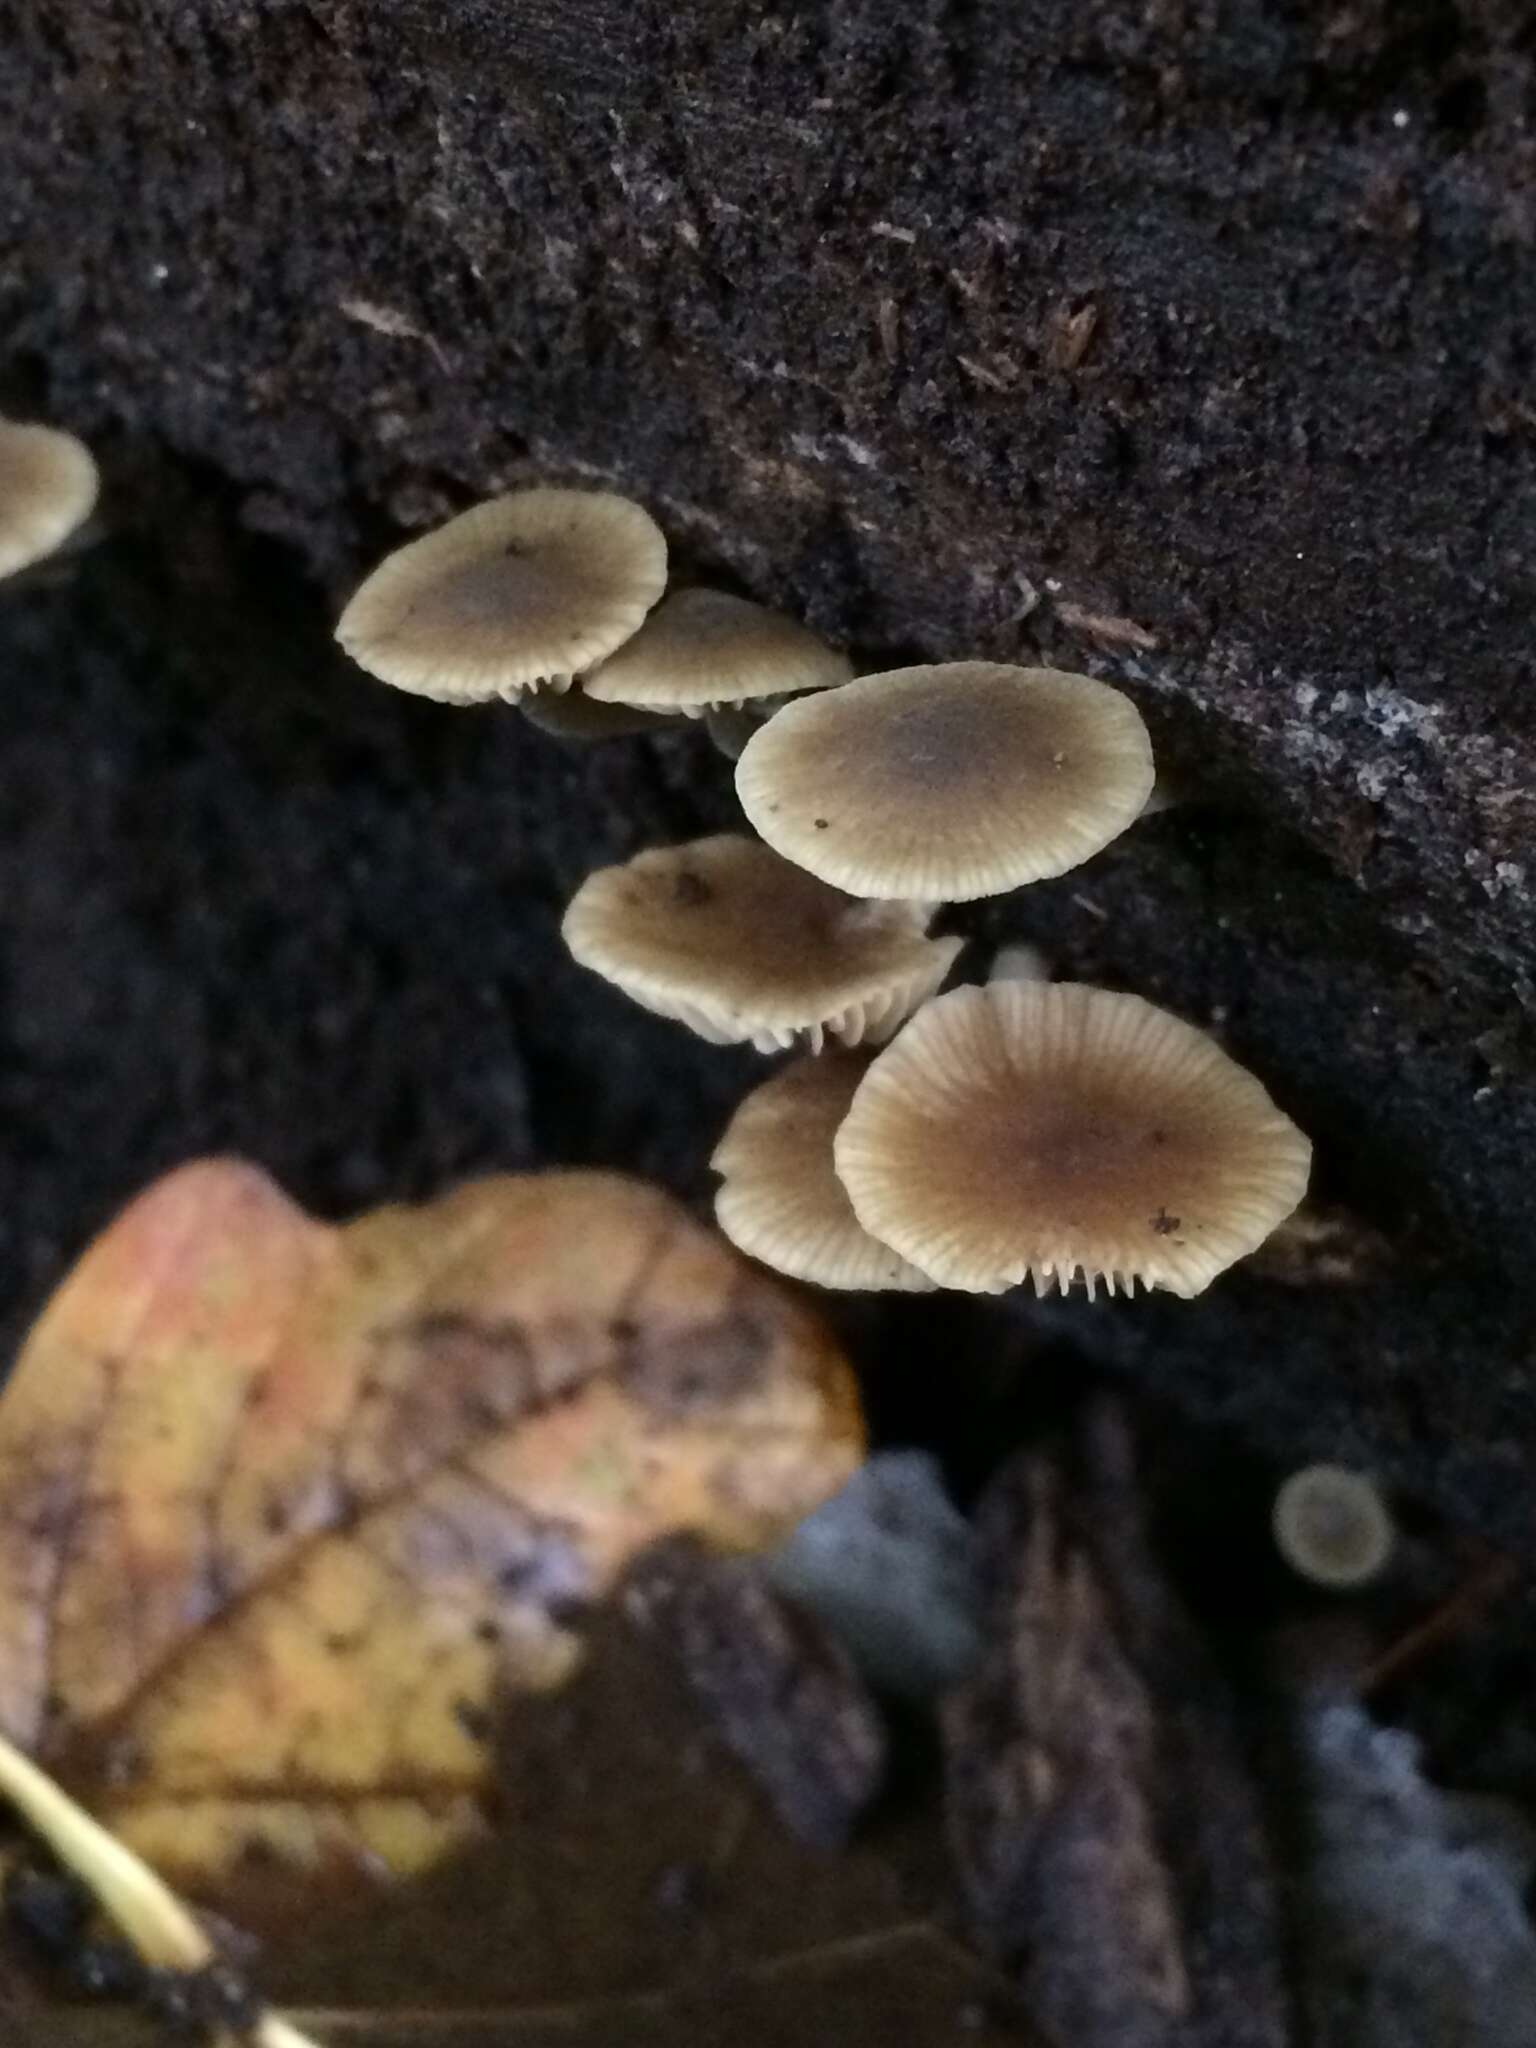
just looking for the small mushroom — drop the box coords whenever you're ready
[1272,1465,1396,1590]
[561,834,962,1053]
[335,487,667,702]
[519,685,676,742]
[585,587,851,716]
[833,980,1311,1296]
[0,420,99,581]
[736,661,1154,901]
[713,1055,936,1292]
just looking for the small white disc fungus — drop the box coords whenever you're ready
[1273,1465,1397,1590]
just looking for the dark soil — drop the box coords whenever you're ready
[1,1,1534,1549]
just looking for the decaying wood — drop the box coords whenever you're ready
[628,1546,886,1851]
[943,1398,1293,2047]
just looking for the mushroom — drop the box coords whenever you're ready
[0,420,99,581]
[585,587,851,717]
[832,980,1311,1296]
[1272,1465,1396,1590]
[561,833,962,1052]
[713,1055,936,1292]
[335,488,667,702]
[519,685,676,742]
[736,661,1154,901]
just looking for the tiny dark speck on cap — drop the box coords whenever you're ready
[814,818,829,829]
[672,870,712,908]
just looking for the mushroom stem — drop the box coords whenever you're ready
[986,942,1051,986]
[0,1731,325,2048]
[520,686,675,741]
[704,703,763,759]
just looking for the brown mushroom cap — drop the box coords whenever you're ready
[561,834,962,1053]
[713,1056,937,1292]
[833,981,1311,1296]
[335,488,667,703]
[585,588,851,715]
[736,662,1154,901]
[1272,1465,1396,1590]
[0,421,99,580]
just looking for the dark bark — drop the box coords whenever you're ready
[628,1545,888,1851]
[944,1401,1294,2047]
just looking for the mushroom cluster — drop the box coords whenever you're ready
[337,484,1311,1300]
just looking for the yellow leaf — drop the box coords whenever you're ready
[0,1161,862,1918]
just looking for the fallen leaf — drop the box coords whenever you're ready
[0,1160,862,1920]
[256,1582,1041,2047]
[7,1569,1042,2047]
